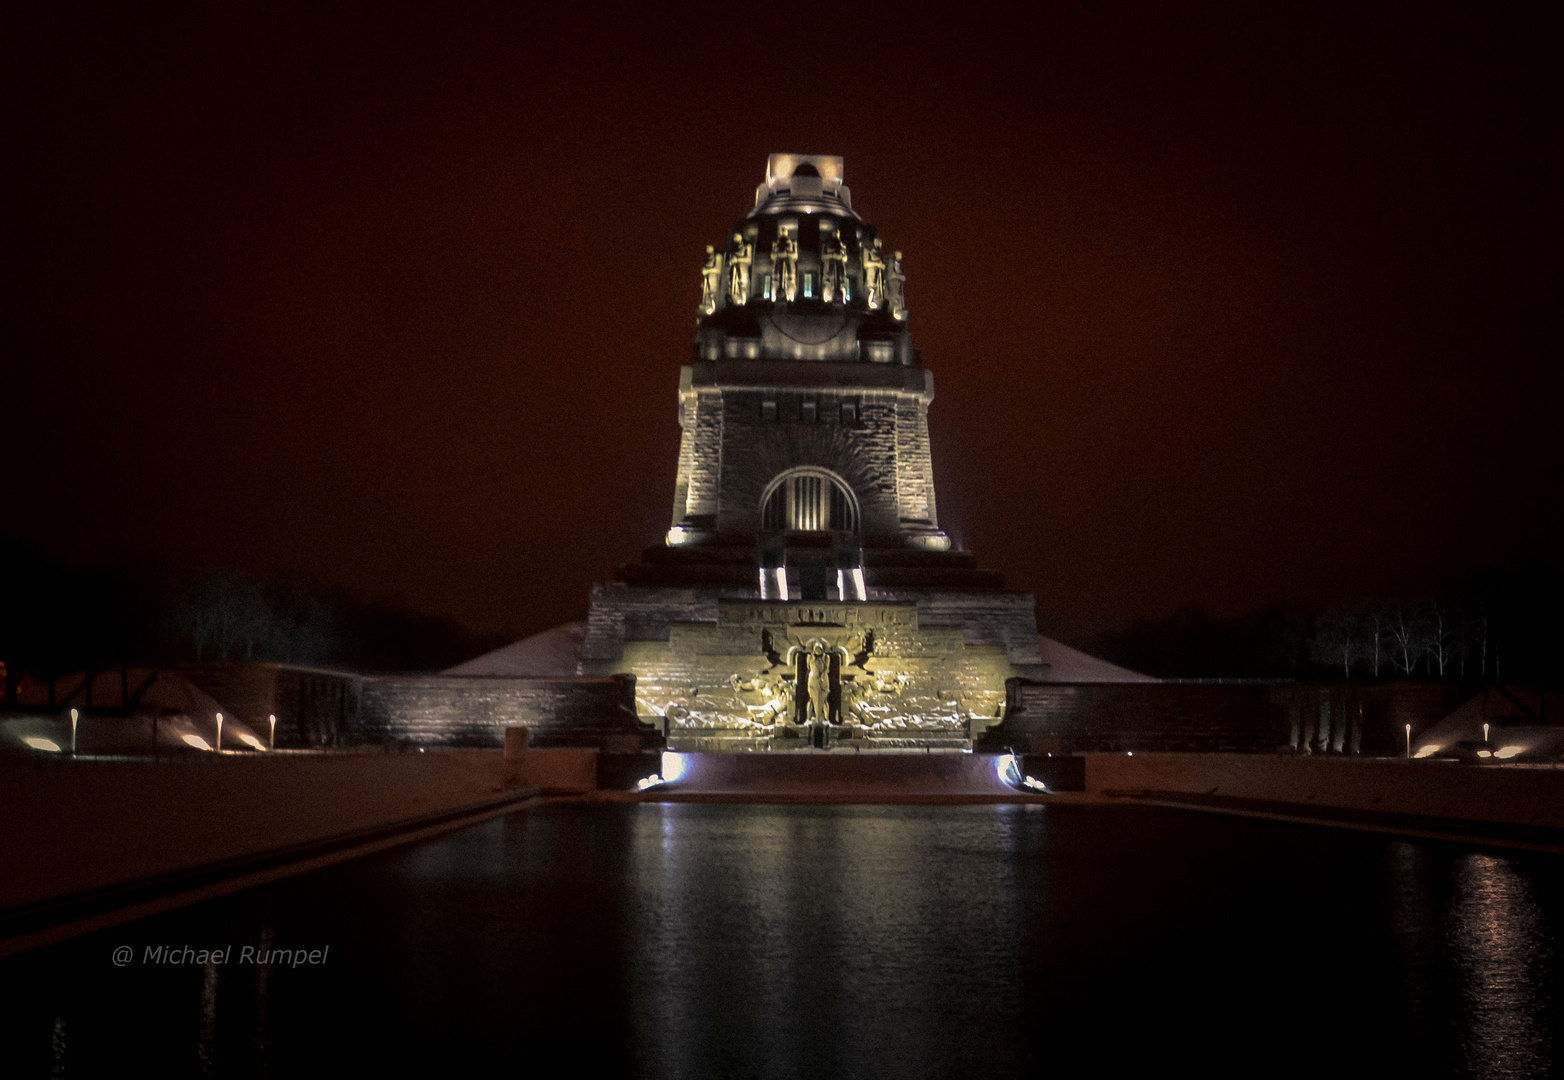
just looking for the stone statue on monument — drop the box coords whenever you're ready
[887,250,907,321]
[728,232,753,306]
[700,245,724,314]
[861,237,886,310]
[805,640,832,723]
[820,228,847,303]
[771,229,799,303]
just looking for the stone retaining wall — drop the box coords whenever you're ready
[985,679,1466,755]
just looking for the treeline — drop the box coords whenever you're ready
[1085,564,1562,684]
[0,538,513,682]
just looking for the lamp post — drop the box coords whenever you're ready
[1483,722,1490,745]
[1405,723,1412,759]
[215,712,223,753]
[268,714,276,751]
[70,708,78,754]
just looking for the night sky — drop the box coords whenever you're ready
[7,4,1558,647]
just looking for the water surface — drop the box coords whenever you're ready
[3,803,1560,1078]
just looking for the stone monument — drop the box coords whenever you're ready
[581,154,1045,750]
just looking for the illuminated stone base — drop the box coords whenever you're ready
[583,594,1033,751]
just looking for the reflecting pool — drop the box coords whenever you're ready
[3,803,1561,1078]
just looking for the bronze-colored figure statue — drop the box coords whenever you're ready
[860,237,886,310]
[771,229,798,303]
[699,245,724,315]
[805,641,832,724]
[887,250,907,321]
[728,232,753,306]
[820,228,847,303]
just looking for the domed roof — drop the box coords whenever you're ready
[694,154,914,365]
[748,154,860,219]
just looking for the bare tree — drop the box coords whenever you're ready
[1310,611,1365,678]
[1425,602,1461,677]
[1386,606,1429,676]
[180,574,275,661]
[1365,608,1386,677]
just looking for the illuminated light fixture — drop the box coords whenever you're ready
[1483,722,1490,743]
[836,568,867,601]
[268,713,276,750]
[1405,723,1412,758]
[666,526,693,547]
[1477,749,1493,758]
[1494,746,1523,760]
[183,734,213,751]
[995,755,1049,791]
[70,708,79,753]
[24,737,61,752]
[635,774,662,791]
[758,566,790,601]
[660,751,690,784]
[215,712,223,752]
[1413,746,1439,759]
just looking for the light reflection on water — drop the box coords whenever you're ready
[1449,853,1552,1078]
[2,803,1561,1078]
[1386,842,1557,1079]
[627,804,1028,1079]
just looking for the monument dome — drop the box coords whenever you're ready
[695,153,912,365]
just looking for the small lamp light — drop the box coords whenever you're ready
[1405,723,1412,759]
[269,713,276,750]
[70,708,79,754]
[1483,722,1490,745]
[215,712,223,753]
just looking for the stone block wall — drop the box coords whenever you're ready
[355,673,657,750]
[670,361,941,547]
[274,666,361,747]
[581,583,1044,676]
[986,681,1292,754]
[984,679,1467,756]
[715,390,905,541]
[269,666,658,751]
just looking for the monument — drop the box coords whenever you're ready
[580,154,1046,750]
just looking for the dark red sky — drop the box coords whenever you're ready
[6,4,1559,645]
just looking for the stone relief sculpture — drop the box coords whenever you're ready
[728,232,753,306]
[886,250,907,321]
[771,228,799,303]
[860,237,886,310]
[729,673,793,727]
[820,227,848,303]
[699,245,724,315]
[844,670,908,726]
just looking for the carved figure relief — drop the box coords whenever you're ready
[886,250,907,321]
[728,232,753,306]
[820,228,848,303]
[771,228,799,303]
[860,237,886,310]
[729,673,793,727]
[699,245,724,315]
[621,602,1010,750]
